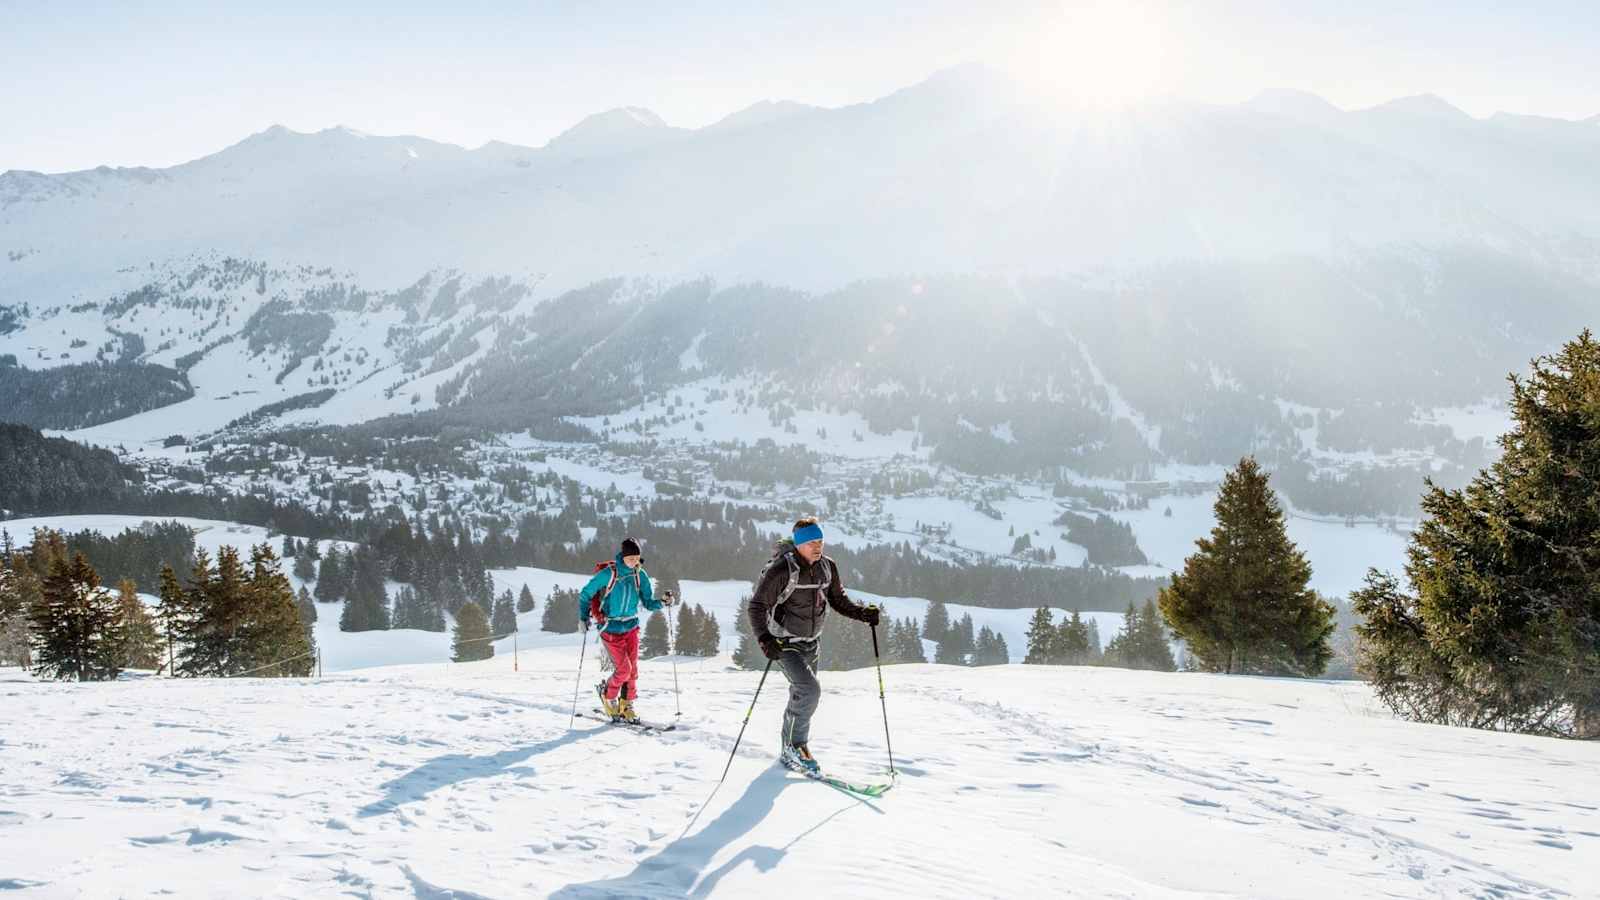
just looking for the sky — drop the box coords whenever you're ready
[3,0,1598,173]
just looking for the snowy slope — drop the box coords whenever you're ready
[2,656,1595,898]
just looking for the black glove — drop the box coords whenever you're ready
[861,605,882,627]
[759,634,783,661]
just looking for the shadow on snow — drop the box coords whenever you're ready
[551,767,879,899]
[356,725,610,818]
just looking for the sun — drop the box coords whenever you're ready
[1015,1,1169,109]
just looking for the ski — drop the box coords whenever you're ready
[780,757,894,797]
[578,709,680,733]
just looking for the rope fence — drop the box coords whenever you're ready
[221,648,320,679]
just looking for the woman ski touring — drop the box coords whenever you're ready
[747,517,881,774]
[579,537,671,725]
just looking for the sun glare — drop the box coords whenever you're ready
[1018,1,1168,108]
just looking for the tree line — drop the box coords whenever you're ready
[0,529,312,680]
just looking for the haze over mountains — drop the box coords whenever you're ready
[5,64,1599,298]
[2,64,1597,556]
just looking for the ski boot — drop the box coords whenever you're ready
[780,742,821,775]
[618,697,641,725]
[595,682,621,720]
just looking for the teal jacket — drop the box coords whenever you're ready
[578,554,659,634]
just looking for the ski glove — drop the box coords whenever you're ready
[580,617,591,633]
[759,634,784,661]
[861,605,882,627]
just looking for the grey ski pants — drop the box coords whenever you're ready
[777,639,821,746]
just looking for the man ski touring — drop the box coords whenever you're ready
[748,517,881,774]
[580,538,670,725]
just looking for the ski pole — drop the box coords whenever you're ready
[717,660,773,786]
[683,659,775,840]
[664,591,682,718]
[870,622,897,777]
[569,626,595,729]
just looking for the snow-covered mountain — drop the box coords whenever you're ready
[5,65,1598,606]
[6,65,1600,299]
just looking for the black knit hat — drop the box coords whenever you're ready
[620,537,642,558]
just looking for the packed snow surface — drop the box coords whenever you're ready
[2,654,1595,898]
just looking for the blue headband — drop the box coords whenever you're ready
[793,523,824,545]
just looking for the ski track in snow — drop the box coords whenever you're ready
[2,656,1595,899]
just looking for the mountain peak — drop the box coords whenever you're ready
[1367,93,1473,121]
[1246,88,1343,118]
[544,107,679,159]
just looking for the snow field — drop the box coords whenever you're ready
[2,654,1595,897]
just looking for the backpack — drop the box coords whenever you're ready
[758,543,831,639]
[587,559,642,622]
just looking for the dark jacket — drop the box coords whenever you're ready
[748,547,869,642]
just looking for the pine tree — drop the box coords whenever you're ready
[674,602,701,656]
[696,605,722,657]
[339,548,390,633]
[1158,456,1334,676]
[391,585,416,629]
[281,535,296,559]
[896,617,927,663]
[296,586,317,626]
[452,601,494,662]
[954,613,976,652]
[933,631,966,665]
[971,627,990,666]
[491,588,517,638]
[1102,601,1140,669]
[240,544,312,676]
[924,599,950,642]
[391,585,443,632]
[0,546,40,668]
[295,585,318,667]
[642,610,670,658]
[420,585,446,632]
[1057,610,1090,665]
[517,584,536,614]
[153,563,187,675]
[821,616,873,670]
[1131,598,1176,672]
[1106,599,1177,671]
[1354,332,1600,738]
[540,587,580,634]
[30,547,122,681]
[114,579,161,670]
[313,549,343,602]
[1023,607,1057,664]
[731,595,761,669]
[292,548,316,582]
[179,546,252,677]
[992,632,1010,665]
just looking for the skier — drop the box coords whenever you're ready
[748,517,881,774]
[580,537,670,724]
